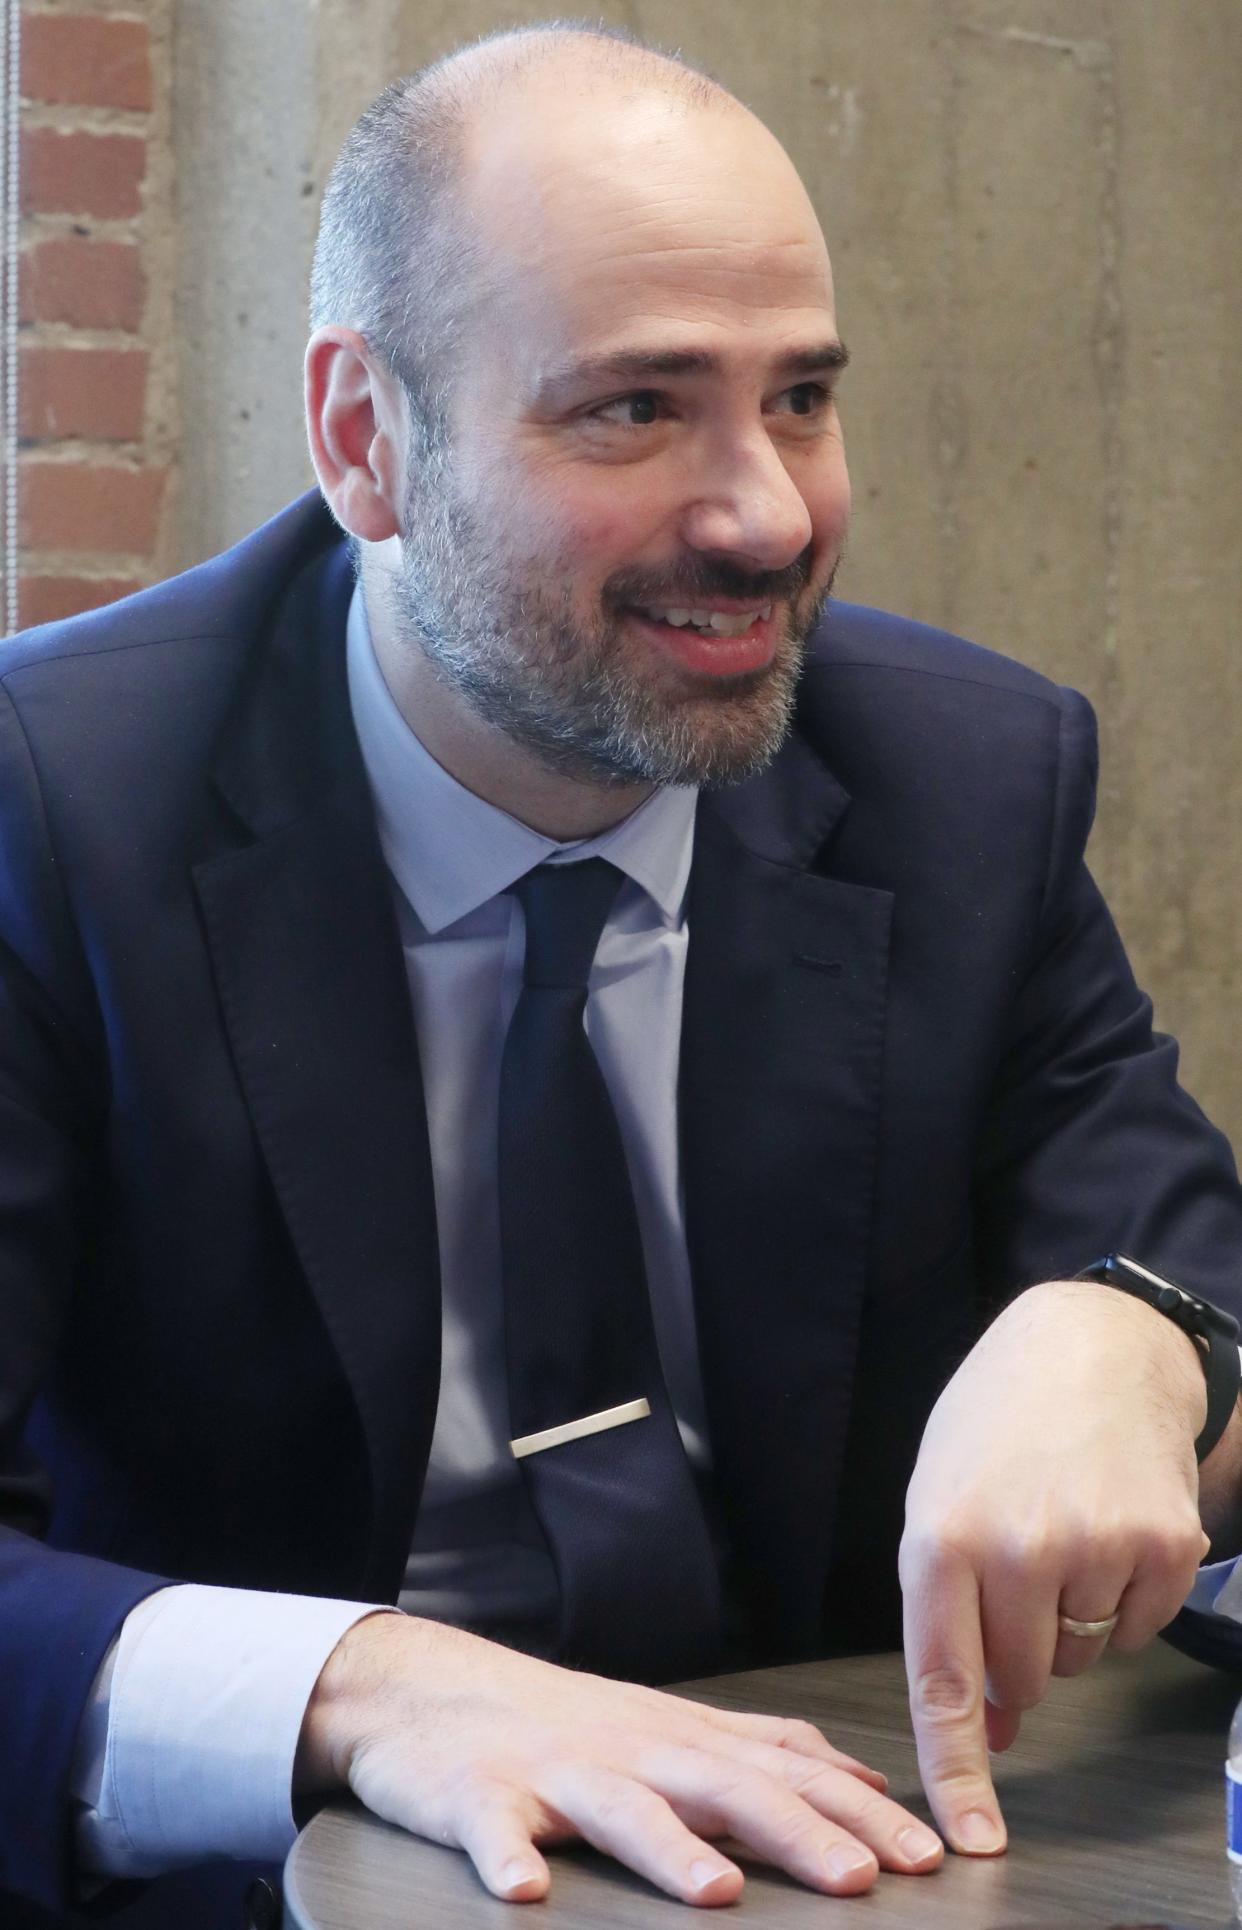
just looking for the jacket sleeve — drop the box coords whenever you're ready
[0,679,168,1912]
[970,685,1242,1671]
[971,684,1242,1320]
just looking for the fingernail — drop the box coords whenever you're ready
[841,1752,882,1784]
[897,1824,942,1865]
[689,1858,730,1893]
[956,1808,1004,1854]
[500,1859,538,1893]
[828,1846,876,1882]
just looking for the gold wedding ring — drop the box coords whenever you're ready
[1057,1610,1121,1639]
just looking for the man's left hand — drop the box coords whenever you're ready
[899,1278,1213,1856]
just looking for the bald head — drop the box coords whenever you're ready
[425,21,727,116]
[305,19,847,809]
[309,23,771,441]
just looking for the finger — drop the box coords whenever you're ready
[984,1700,1022,1754]
[452,1786,553,1902]
[694,1707,889,1791]
[541,1765,743,1906]
[901,1538,1006,1856]
[978,1556,1060,1714]
[1107,1515,1209,1654]
[979,1541,1127,1703]
[1041,1544,1134,1682]
[637,1745,879,1895]
[1050,1621,1114,1679]
[702,1738,942,1872]
[1050,1572,1131,1679]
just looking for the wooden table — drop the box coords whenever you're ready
[284,1642,1239,1928]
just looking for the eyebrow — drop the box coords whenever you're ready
[532,338,850,403]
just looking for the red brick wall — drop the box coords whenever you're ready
[17,2,172,629]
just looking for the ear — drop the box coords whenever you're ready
[304,326,407,542]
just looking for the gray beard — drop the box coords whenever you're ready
[388,459,831,790]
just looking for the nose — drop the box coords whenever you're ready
[677,430,816,572]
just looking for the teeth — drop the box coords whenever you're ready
[707,610,758,637]
[640,605,770,637]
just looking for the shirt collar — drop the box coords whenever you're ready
[346,585,698,935]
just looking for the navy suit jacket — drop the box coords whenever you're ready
[2,492,1241,1922]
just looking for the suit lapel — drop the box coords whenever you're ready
[185,510,892,1629]
[683,732,893,1655]
[192,540,439,1598]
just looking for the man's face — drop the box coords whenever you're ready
[390,88,851,789]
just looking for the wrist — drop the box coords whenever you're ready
[294,1609,404,1795]
[1069,1256,1242,1464]
[1021,1278,1208,1435]
[1199,1392,1242,1552]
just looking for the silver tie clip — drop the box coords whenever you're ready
[510,1396,651,1460]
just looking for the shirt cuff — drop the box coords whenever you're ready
[1185,1557,1242,1622]
[73,1583,395,1877]
[1180,1344,1242,1621]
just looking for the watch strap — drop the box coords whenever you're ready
[1074,1254,1241,1463]
[1197,1320,1241,1462]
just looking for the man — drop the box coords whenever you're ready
[2,22,1241,1926]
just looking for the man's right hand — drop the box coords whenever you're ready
[294,1613,944,1906]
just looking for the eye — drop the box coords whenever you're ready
[587,390,667,428]
[774,381,833,418]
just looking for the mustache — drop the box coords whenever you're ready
[604,546,815,610]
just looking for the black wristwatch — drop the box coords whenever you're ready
[1074,1253,1241,1462]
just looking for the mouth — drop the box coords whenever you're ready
[622,600,778,677]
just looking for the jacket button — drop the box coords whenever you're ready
[244,1877,281,1929]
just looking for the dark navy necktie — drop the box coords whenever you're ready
[498,857,723,1682]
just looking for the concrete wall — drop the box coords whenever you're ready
[171,1,1242,1147]
[171,0,317,566]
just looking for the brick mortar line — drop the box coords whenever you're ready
[23,326,150,361]
[23,432,149,449]
[19,326,150,349]
[21,555,152,576]
[22,104,150,134]
[22,441,148,458]
[19,445,158,467]
[22,214,144,241]
[22,3,149,15]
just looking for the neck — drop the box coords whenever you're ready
[364,582,654,842]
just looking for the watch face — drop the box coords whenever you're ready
[1113,1253,1179,1295]
[1084,1255,1239,1343]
